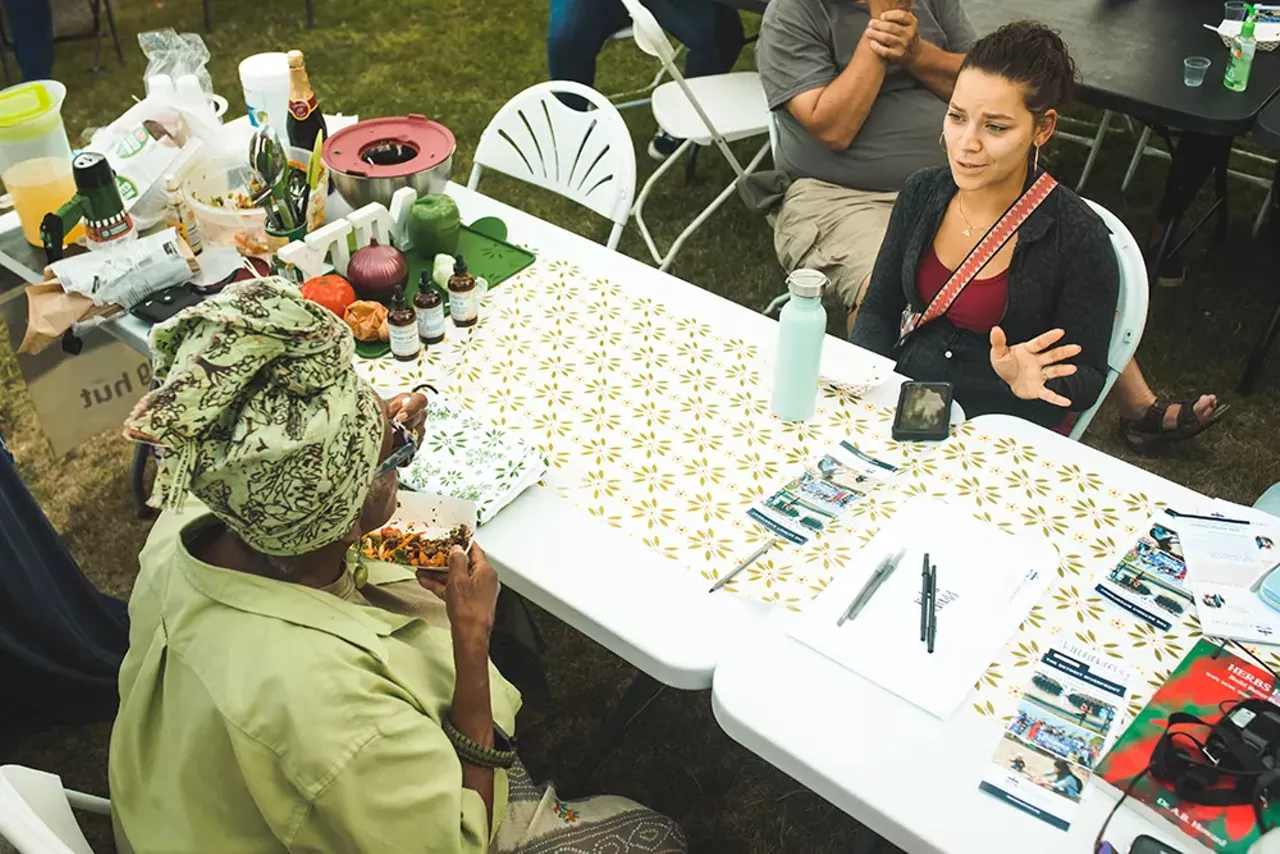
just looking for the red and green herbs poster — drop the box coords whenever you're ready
[1096,638,1280,852]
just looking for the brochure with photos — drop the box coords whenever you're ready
[1095,510,1194,631]
[979,643,1132,831]
[746,440,896,546]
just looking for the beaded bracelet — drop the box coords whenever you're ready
[442,717,517,769]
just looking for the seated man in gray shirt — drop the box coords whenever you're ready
[757,0,975,330]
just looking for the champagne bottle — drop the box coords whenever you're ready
[286,50,326,151]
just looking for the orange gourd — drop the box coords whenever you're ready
[301,275,357,316]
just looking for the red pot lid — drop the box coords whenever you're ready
[322,114,456,178]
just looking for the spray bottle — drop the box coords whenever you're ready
[1225,3,1258,92]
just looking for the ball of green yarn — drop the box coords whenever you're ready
[408,194,461,260]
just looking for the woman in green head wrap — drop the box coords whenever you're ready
[125,275,400,558]
[110,277,685,854]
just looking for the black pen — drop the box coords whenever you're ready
[926,563,938,654]
[919,552,930,642]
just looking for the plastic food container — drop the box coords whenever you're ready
[238,52,290,130]
[182,144,324,257]
[0,80,83,246]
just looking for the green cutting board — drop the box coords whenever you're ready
[354,223,535,359]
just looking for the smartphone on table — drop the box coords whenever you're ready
[891,381,953,442]
[1129,835,1183,854]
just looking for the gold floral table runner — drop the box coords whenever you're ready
[354,240,1238,724]
[353,253,967,605]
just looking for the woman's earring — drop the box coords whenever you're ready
[939,132,946,152]
[1034,144,1041,172]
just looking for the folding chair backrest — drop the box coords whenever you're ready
[616,0,678,66]
[1069,200,1149,440]
[0,766,94,854]
[466,81,636,250]
[617,0,739,161]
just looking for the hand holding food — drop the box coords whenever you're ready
[442,543,500,645]
[387,391,429,439]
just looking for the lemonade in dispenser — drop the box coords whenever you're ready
[0,80,83,246]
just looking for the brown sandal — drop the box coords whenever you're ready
[1120,399,1230,454]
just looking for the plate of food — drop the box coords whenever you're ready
[353,492,478,585]
[360,523,471,571]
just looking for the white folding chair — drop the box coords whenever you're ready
[0,765,111,854]
[603,26,684,112]
[761,110,795,316]
[619,0,771,272]
[1118,124,1272,238]
[1069,200,1150,440]
[467,81,636,250]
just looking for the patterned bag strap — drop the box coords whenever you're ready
[907,171,1059,337]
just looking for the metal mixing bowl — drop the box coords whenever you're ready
[323,115,455,209]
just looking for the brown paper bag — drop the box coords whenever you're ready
[18,279,121,355]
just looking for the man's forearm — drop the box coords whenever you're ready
[908,41,965,100]
[799,37,886,151]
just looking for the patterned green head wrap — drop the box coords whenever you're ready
[124,277,384,557]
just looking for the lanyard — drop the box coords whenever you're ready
[897,171,1059,347]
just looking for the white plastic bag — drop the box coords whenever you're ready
[50,228,194,309]
[138,29,213,97]
[84,105,185,229]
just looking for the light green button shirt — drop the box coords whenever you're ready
[109,502,520,853]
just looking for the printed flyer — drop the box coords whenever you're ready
[747,440,895,545]
[979,643,1132,831]
[1095,511,1194,631]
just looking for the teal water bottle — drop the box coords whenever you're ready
[771,269,828,422]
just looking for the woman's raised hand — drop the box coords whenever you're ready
[989,326,1080,407]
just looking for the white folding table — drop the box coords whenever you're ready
[711,413,1213,854]
[106,181,932,692]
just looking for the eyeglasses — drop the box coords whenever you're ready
[374,420,417,479]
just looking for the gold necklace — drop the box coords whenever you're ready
[957,195,978,238]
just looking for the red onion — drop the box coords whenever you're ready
[348,238,409,300]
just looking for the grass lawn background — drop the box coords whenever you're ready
[2,0,1279,850]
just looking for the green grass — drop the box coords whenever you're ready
[2,0,1280,851]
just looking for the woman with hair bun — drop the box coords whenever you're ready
[852,20,1119,431]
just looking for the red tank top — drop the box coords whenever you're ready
[915,247,1009,334]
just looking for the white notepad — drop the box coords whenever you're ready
[789,498,1056,720]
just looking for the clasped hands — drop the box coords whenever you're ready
[863,0,921,64]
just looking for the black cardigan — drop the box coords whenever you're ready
[850,166,1119,429]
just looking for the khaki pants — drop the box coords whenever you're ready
[773,178,898,310]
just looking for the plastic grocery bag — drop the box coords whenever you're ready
[138,29,213,97]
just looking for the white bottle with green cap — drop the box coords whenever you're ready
[1225,4,1258,92]
[771,269,828,422]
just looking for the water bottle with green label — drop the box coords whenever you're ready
[770,269,828,422]
[1225,5,1258,92]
